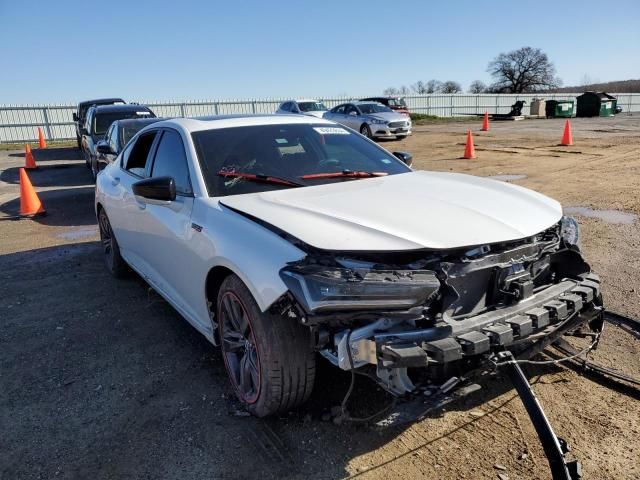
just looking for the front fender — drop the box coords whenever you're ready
[193,198,306,313]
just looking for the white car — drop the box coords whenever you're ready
[275,99,328,118]
[95,115,603,417]
[323,101,412,139]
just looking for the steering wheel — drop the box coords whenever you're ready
[317,158,341,169]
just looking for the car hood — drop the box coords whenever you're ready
[218,171,562,251]
[368,112,409,123]
[304,111,328,118]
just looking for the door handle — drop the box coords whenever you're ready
[111,177,120,186]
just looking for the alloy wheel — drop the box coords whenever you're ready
[219,291,261,403]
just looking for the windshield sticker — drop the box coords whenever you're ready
[136,111,152,115]
[313,127,349,135]
[275,138,288,144]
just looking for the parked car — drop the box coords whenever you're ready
[323,101,412,139]
[275,99,328,118]
[360,96,410,115]
[96,114,602,417]
[81,104,156,179]
[73,98,125,149]
[96,117,164,171]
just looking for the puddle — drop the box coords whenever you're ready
[486,174,528,181]
[564,207,637,225]
[56,225,99,240]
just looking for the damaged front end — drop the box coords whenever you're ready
[275,218,603,397]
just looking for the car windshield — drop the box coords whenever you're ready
[298,102,327,112]
[119,120,161,148]
[192,123,410,197]
[387,98,407,107]
[358,103,393,114]
[94,111,152,135]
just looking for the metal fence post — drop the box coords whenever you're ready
[180,103,186,117]
[251,101,256,114]
[495,95,499,114]
[43,107,52,140]
[214,103,219,115]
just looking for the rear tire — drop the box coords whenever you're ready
[360,124,372,138]
[217,274,316,417]
[98,208,128,278]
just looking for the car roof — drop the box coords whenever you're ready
[114,117,164,127]
[91,104,153,113]
[149,114,334,133]
[79,98,125,107]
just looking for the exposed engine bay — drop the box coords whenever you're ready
[274,220,603,396]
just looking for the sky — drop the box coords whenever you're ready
[0,0,638,104]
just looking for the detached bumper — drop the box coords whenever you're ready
[331,273,602,378]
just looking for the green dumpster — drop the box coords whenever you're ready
[576,92,617,117]
[545,100,574,118]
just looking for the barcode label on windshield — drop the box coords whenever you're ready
[314,127,349,135]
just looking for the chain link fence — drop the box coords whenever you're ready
[1,93,639,143]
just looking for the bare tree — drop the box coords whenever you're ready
[426,80,443,94]
[487,47,561,93]
[441,81,462,93]
[468,80,486,94]
[411,81,429,94]
[383,87,399,95]
[398,85,410,95]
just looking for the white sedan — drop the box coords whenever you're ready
[95,115,602,417]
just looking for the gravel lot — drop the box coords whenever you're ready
[1,115,638,479]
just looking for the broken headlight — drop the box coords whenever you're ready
[560,215,580,247]
[280,265,440,313]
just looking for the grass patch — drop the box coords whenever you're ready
[0,140,77,151]
[410,113,478,125]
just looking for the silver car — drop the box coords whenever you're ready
[323,101,412,139]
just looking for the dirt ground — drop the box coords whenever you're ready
[1,116,638,480]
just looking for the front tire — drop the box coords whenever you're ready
[360,123,372,138]
[217,274,316,417]
[98,208,128,278]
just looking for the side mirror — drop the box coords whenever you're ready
[393,151,413,167]
[96,141,114,155]
[348,111,358,116]
[73,113,78,122]
[132,176,176,202]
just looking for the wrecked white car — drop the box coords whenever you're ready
[95,115,603,417]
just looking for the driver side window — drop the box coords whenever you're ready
[345,105,358,115]
[122,131,157,177]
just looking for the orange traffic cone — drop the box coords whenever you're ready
[561,120,573,146]
[24,144,37,169]
[19,168,45,217]
[463,130,476,159]
[481,111,489,131]
[38,127,47,149]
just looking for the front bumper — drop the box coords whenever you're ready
[371,122,412,138]
[322,272,602,394]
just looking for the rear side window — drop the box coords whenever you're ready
[123,132,157,177]
[151,130,192,195]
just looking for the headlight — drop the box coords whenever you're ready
[560,215,580,246]
[280,265,440,313]
[369,118,387,125]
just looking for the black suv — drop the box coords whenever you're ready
[73,98,125,149]
[81,104,156,179]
